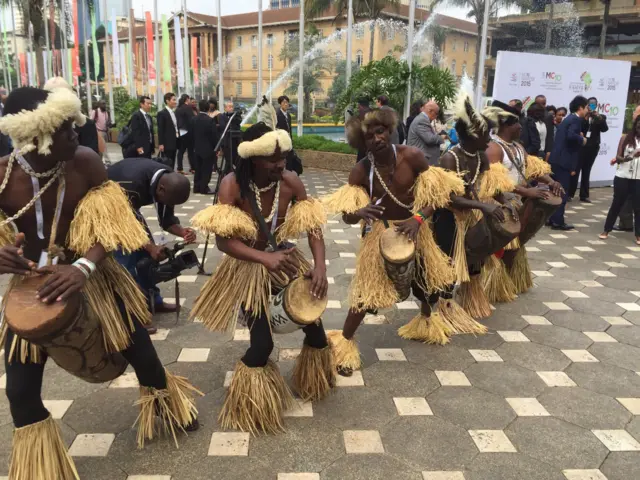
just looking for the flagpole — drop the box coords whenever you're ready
[257,0,263,101]
[82,0,91,111]
[102,0,115,124]
[153,0,160,106]
[182,0,190,96]
[0,12,8,89]
[297,0,304,137]
[404,0,415,121]
[43,0,52,79]
[10,0,20,87]
[127,0,135,96]
[60,0,69,83]
[346,0,353,85]
[475,0,490,110]
[216,0,223,102]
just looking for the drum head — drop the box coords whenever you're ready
[542,194,563,207]
[380,228,416,263]
[284,277,328,325]
[4,275,81,341]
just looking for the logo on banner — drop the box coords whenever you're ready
[509,72,518,86]
[581,71,593,91]
[520,72,534,87]
[541,71,563,90]
[599,142,609,157]
[597,103,620,116]
[597,76,619,92]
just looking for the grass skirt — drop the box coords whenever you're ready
[292,344,336,402]
[326,330,362,372]
[398,311,452,345]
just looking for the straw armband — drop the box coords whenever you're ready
[277,197,326,241]
[191,203,258,239]
[322,184,369,214]
[412,167,465,213]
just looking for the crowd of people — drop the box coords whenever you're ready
[0,75,638,479]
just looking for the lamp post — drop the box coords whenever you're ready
[297,0,304,137]
[404,0,416,121]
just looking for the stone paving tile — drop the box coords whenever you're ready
[601,452,640,480]
[565,363,640,397]
[465,453,565,480]
[428,387,516,429]
[464,363,547,397]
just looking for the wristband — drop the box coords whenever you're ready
[72,263,90,280]
[413,214,425,225]
[73,257,96,275]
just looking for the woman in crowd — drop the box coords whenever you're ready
[554,107,567,133]
[599,115,640,245]
[522,103,545,157]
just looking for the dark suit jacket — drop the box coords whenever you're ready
[582,113,608,148]
[130,110,154,156]
[276,109,292,136]
[75,118,99,155]
[543,112,555,155]
[520,116,541,155]
[157,108,178,151]
[549,113,585,172]
[193,113,219,159]
[175,104,196,133]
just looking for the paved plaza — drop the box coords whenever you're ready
[2,167,640,479]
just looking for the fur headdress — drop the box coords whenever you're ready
[257,95,277,131]
[452,78,492,139]
[0,80,86,155]
[482,100,519,127]
[237,125,292,159]
[345,108,398,152]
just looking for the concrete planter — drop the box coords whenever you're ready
[297,149,356,172]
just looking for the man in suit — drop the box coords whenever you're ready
[276,95,292,136]
[157,92,179,168]
[406,100,443,165]
[129,95,155,158]
[548,95,589,230]
[192,98,219,194]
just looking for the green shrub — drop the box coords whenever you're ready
[292,134,355,154]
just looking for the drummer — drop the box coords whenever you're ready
[324,107,485,377]
[189,122,334,435]
[0,86,200,479]
[436,91,520,319]
[483,100,564,294]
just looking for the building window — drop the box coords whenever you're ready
[451,40,456,51]
[252,35,257,47]
[237,56,243,70]
[461,62,467,76]
[271,0,278,8]
[268,54,273,69]
[236,82,242,96]
[291,0,299,6]
[355,24,364,39]
[252,55,258,70]
[335,51,342,61]
[380,29,386,41]
[267,33,274,45]
[336,28,342,40]
[281,0,290,6]
[252,82,257,97]
[387,50,393,57]
[463,41,469,52]
[388,28,395,41]
[451,59,456,74]
[288,31,297,42]
[236,35,242,48]
[356,49,363,66]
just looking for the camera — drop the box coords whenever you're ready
[136,242,200,287]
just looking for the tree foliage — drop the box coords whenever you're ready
[327,60,359,104]
[333,56,457,123]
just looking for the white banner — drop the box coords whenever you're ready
[120,43,127,86]
[111,9,120,81]
[493,51,631,183]
[174,15,185,88]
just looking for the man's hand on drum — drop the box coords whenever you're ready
[0,233,36,275]
[481,203,506,223]
[35,264,87,303]
[549,181,564,197]
[523,187,551,200]
[356,203,385,222]
[395,217,421,242]
[304,265,328,299]
[262,247,299,279]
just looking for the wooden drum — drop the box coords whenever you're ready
[379,228,416,302]
[269,276,328,334]
[519,194,562,246]
[4,275,128,383]
[465,205,521,266]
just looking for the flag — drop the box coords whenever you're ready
[49,0,56,49]
[191,36,198,87]
[174,16,184,88]
[111,9,120,81]
[91,6,100,80]
[161,15,171,85]
[19,53,27,86]
[72,0,81,84]
[120,43,127,86]
[42,51,49,82]
[27,52,34,86]
[145,12,156,86]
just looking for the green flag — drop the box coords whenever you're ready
[161,14,171,84]
[91,7,100,80]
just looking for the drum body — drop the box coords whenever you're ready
[519,195,562,245]
[379,228,416,302]
[269,277,328,334]
[465,206,521,266]
[4,276,128,383]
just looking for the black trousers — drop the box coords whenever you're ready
[619,197,634,229]
[242,311,328,368]
[604,176,640,236]
[550,164,571,226]
[193,154,215,193]
[177,133,193,171]
[432,208,482,279]
[4,304,166,428]
[163,149,177,169]
[570,145,599,200]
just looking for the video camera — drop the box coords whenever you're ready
[136,242,200,287]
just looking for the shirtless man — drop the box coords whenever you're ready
[325,108,481,375]
[190,122,333,434]
[0,87,199,479]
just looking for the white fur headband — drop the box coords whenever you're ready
[0,87,86,155]
[237,129,292,159]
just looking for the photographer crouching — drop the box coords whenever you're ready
[108,158,196,333]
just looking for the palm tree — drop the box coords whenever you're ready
[599,0,611,59]
[431,24,447,66]
[431,0,528,82]
[305,0,400,63]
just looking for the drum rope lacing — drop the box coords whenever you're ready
[450,147,481,186]
[251,180,281,222]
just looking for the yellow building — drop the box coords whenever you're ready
[101,5,479,104]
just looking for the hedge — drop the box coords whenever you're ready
[292,134,355,155]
